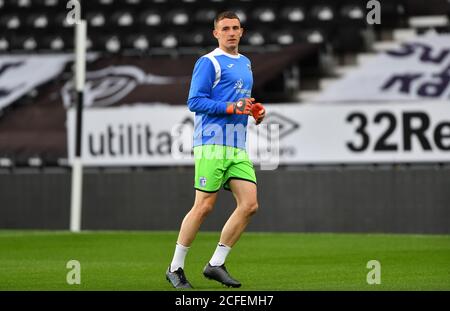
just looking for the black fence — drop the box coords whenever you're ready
[1,165,449,234]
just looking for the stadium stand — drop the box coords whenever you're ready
[0,0,446,53]
[0,0,449,167]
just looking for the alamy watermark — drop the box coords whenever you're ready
[366,0,381,25]
[66,259,81,285]
[66,0,81,25]
[171,118,280,171]
[366,260,381,285]
[65,0,381,26]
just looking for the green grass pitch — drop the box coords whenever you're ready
[0,231,448,290]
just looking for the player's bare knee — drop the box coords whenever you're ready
[249,201,259,215]
[241,201,258,216]
[192,202,214,218]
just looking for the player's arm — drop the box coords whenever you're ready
[187,57,228,115]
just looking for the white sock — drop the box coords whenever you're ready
[170,243,190,272]
[209,243,231,266]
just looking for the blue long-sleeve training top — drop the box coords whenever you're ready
[187,48,253,150]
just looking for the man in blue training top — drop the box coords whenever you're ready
[166,11,266,289]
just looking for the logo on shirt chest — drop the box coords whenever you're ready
[234,79,244,90]
[233,78,251,96]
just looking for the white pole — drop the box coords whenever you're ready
[70,20,87,233]
[70,157,83,232]
[75,20,86,92]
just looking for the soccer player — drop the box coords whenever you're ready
[166,11,266,289]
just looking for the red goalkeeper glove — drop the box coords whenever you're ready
[226,98,254,115]
[251,102,266,125]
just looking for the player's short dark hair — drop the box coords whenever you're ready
[214,11,241,29]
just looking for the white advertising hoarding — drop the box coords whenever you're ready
[67,102,450,166]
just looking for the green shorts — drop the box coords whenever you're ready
[194,145,257,192]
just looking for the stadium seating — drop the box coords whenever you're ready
[1,0,447,54]
[0,0,449,167]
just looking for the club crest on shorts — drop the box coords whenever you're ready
[199,177,207,187]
